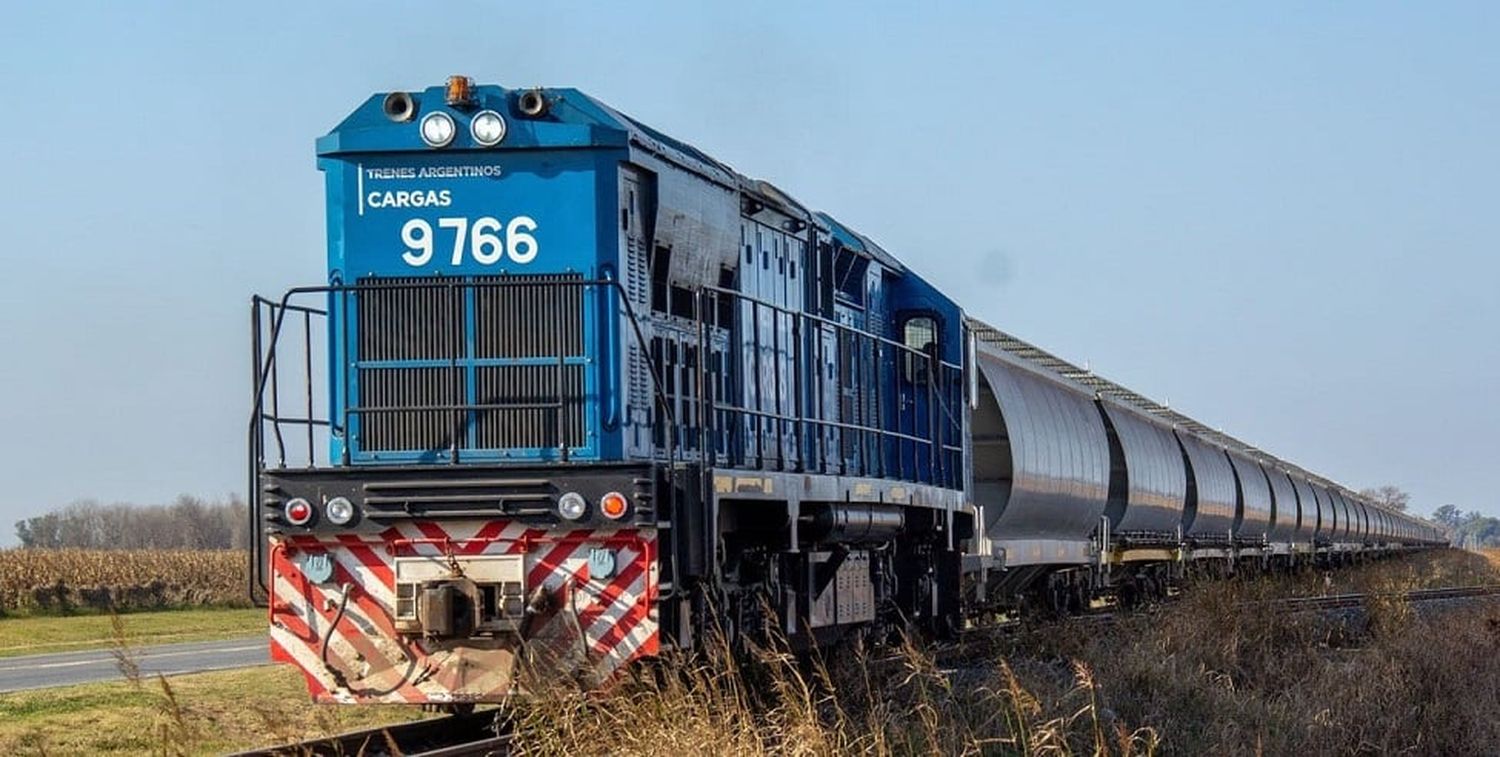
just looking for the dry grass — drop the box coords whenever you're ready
[0,549,247,614]
[514,621,1162,756]
[511,549,1500,756]
[1019,550,1500,754]
[6,550,1496,755]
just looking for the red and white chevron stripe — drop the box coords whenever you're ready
[268,521,658,703]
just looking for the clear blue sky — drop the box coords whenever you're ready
[1,3,1495,543]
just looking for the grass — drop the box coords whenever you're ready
[4,549,1495,755]
[0,665,424,756]
[0,607,264,659]
[514,549,1500,756]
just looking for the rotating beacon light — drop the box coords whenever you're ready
[445,75,475,107]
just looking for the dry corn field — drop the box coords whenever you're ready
[0,549,248,614]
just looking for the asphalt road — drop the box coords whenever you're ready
[0,636,267,694]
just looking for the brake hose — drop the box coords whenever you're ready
[321,583,353,688]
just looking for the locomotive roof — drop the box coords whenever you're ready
[320,80,906,270]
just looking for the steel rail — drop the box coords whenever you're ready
[1265,583,1500,613]
[229,709,512,757]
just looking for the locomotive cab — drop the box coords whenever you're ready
[253,79,677,701]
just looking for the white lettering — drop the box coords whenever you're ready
[398,216,540,267]
[366,189,453,209]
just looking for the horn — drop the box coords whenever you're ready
[518,89,549,118]
[382,92,415,123]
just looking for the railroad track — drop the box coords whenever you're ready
[1267,583,1500,613]
[940,584,1500,656]
[229,709,512,757]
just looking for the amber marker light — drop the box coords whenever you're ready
[599,492,629,520]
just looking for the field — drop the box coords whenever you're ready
[0,549,247,614]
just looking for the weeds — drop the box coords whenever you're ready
[509,551,1500,756]
[108,610,142,689]
[12,550,1493,755]
[153,674,193,757]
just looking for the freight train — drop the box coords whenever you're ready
[249,77,1446,704]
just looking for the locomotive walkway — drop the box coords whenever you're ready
[0,635,264,693]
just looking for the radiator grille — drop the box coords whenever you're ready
[358,368,467,452]
[353,275,588,455]
[475,275,584,358]
[356,278,462,361]
[475,365,586,449]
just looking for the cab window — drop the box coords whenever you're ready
[901,315,937,383]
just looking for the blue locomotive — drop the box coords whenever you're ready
[250,77,1443,704]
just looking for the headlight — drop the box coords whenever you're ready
[285,498,314,526]
[420,111,456,148]
[558,492,587,521]
[470,109,507,146]
[325,496,357,526]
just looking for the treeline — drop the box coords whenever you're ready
[14,496,249,550]
[1431,505,1500,549]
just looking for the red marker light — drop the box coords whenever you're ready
[285,498,314,526]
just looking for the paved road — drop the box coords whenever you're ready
[0,636,267,694]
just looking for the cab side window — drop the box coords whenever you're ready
[901,315,937,384]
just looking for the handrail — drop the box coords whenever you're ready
[248,274,965,601]
[688,286,963,488]
[247,277,679,602]
[251,278,676,446]
[700,283,963,371]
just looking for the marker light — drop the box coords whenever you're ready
[470,110,507,146]
[325,496,356,526]
[558,492,587,521]
[420,111,456,148]
[600,492,629,520]
[285,498,314,526]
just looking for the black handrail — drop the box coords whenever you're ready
[687,285,964,488]
[247,277,678,601]
[247,274,964,602]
